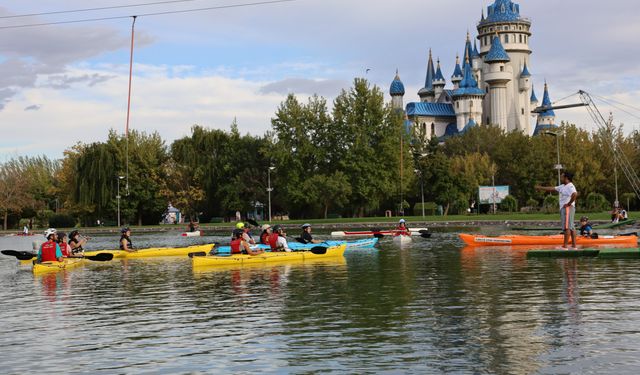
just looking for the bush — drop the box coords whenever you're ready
[585,192,609,212]
[526,198,538,208]
[327,213,342,219]
[414,202,438,216]
[543,195,559,213]
[48,213,76,228]
[500,195,518,213]
[209,217,224,223]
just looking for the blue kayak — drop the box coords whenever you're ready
[214,237,378,255]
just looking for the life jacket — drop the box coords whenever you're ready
[396,225,410,236]
[230,238,242,254]
[269,233,281,251]
[119,235,132,250]
[59,242,71,257]
[40,241,59,262]
[69,241,84,255]
[260,231,269,245]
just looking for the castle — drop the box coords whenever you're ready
[390,0,557,138]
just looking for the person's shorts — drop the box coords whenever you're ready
[561,206,576,230]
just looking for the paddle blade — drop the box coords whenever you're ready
[2,250,36,260]
[188,252,207,258]
[309,246,328,255]
[295,237,306,244]
[85,253,114,262]
[419,229,429,234]
[246,219,259,227]
[420,233,432,238]
[373,233,385,239]
[620,232,638,237]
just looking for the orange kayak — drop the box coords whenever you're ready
[459,233,638,247]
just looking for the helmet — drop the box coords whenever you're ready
[301,223,311,229]
[399,219,406,224]
[580,216,589,221]
[236,222,245,229]
[273,225,282,232]
[44,228,57,239]
[121,227,130,234]
[261,224,272,231]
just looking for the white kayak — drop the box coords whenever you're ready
[392,234,413,245]
[181,230,202,237]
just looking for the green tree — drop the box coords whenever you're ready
[0,160,34,230]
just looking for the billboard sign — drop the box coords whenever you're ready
[478,186,510,204]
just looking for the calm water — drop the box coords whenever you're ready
[2,228,640,374]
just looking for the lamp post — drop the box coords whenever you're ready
[544,131,562,185]
[267,166,275,222]
[117,175,125,227]
[413,153,428,218]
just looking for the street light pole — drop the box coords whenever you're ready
[544,131,562,185]
[267,166,275,222]
[117,176,124,227]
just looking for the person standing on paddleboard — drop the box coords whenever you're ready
[535,171,578,249]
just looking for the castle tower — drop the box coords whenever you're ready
[477,0,532,133]
[484,34,512,129]
[451,55,463,89]
[533,82,557,135]
[433,59,446,98]
[389,70,405,111]
[418,49,436,103]
[452,57,485,131]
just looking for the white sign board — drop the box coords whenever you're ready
[478,186,510,204]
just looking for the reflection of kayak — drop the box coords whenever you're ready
[33,258,85,275]
[460,233,638,246]
[181,230,202,237]
[193,255,347,274]
[192,244,346,267]
[392,234,412,245]
[331,228,428,236]
[84,244,214,259]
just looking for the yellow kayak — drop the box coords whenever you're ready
[32,258,85,275]
[84,243,214,259]
[192,244,346,267]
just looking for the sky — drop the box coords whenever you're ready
[1,0,640,159]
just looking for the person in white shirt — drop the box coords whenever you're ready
[536,171,578,249]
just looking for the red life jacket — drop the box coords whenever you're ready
[269,233,280,250]
[230,239,242,254]
[40,241,59,262]
[396,226,410,236]
[59,242,70,257]
[260,232,270,245]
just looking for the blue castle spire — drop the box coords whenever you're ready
[434,59,446,84]
[521,62,531,77]
[452,54,463,80]
[390,69,405,96]
[481,0,522,24]
[485,34,511,63]
[453,57,484,97]
[530,84,538,103]
[418,49,436,97]
[540,82,555,117]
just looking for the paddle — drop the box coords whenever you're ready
[1,250,113,262]
[419,230,432,239]
[246,218,260,227]
[309,246,327,255]
[188,252,207,258]
[620,232,638,237]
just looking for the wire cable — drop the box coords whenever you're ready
[0,0,205,19]
[0,0,297,30]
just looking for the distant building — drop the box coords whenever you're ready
[390,0,557,139]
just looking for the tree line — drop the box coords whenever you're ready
[0,78,636,229]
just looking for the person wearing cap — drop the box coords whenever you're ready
[269,225,290,252]
[230,229,264,256]
[69,230,88,256]
[119,227,135,252]
[260,224,272,245]
[299,224,321,244]
[579,216,593,237]
[37,228,63,263]
[396,219,410,236]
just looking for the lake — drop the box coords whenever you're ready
[1,228,640,374]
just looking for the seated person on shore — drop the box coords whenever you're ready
[260,224,272,245]
[396,219,410,236]
[579,216,593,237]
[120,227,135,252]
[68,230,87,256]
[299,223,321,244]
[230,229,264,256]
[620,207,628,220]
[37,228,63,263]
[269,225,291,252]
[611,207,620,223]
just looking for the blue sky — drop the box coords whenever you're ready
[1,0,639,158]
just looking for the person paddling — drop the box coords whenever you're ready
[260,224,272,245]
[230,229,264,256]
[187,220,199,233]
[299,223,321,244]
[68,230,87,256]
[37,228,63,263]
[269,225,291,252]
[119,227,135,252]
[535,171,578,249]
[396,219,410,236]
